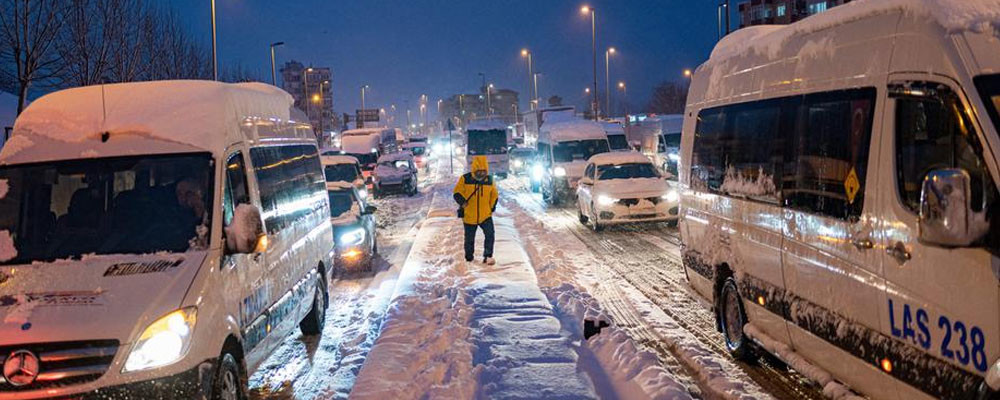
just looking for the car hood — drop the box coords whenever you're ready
[0,251,207,345]
[595,178,672,198]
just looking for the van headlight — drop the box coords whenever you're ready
[531,164,544,181]
[597,195,617,206]
[662,190,679,202]
[513,160,523,169]
[340,227,366,246]
[553,167,567,177]
[123,307,197,373]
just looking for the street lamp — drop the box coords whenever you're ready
[269,42,285,86]
[605,47,615,118]
[618,81,628,119]
[521,49,536,110]
[683,69,693,78]
[581,5,599,119]
[210,0,218,81]
[487,83,495,116]
[360,85,369,110]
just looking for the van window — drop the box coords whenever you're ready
[552,140,610,163]
[250,145,325,234]
[692,87,876,218]
[0,153,215,265]
[784,89,875,220]
[223,152,250,226]
[895,84,995,214]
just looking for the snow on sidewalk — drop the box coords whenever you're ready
[350,188,687,399]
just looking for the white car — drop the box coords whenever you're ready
[576,152,679,231]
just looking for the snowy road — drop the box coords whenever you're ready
[243,155,831,400]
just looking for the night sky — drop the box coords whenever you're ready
[170,0,722,118]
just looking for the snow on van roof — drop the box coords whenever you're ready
[541,119,608,142]
[321,155,358,166]
[466,119,508,131]
[709,0,1000,62]
[343,128,386,136]
[2,80,296,164]
[588,151,652,166]
[341,134,380,154]
[601,121,625,135]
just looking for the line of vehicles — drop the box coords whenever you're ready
[0,79,418,399]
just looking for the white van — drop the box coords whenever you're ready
[343,128,397,155]
[536,119,610,205]
[466,119,510,179]
[679,2,1000,399]
[0,80,334,399]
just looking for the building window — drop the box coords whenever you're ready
[808,1,828,15]
[777,5,786,16]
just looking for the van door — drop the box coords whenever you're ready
[221,150,272,368]
[876,77,1000,399]
[779,88,893,397]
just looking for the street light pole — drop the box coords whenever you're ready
[361,85,369,110]
[582,6,599,120]
[605,47,615,117]
[533,73,541,107]
[269,42,285,86]
[618,81,628,119]
[521,49,535,110]
[487,83,494,116]
[303,67,313,124]
[210,0,218,81]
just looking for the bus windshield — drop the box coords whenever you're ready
[468,129,507,155]
[552,140,610,163]
[0,153,215,265]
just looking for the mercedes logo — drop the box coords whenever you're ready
[3,350,39,387]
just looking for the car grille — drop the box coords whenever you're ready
[0,340,119,391]
[616,197,663,206]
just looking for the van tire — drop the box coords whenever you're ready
[299,283,326,336]
[211,353,246,400]
[719,277,754,361]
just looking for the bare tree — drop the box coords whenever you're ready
[222,62,262,83]
[145,9,209,81]
[0,0,68,114]
[646,80,688,115]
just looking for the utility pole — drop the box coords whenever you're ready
[582,6,599,120]
[269,42,285,86]
[210,0,218,81]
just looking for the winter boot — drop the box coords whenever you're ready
[484,257,496,265]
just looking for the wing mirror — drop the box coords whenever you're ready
[579,177,594,186]
[918,169,989,247]
[362,205,378,215]
[225,204,267,254]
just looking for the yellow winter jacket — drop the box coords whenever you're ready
[453,156,499,225]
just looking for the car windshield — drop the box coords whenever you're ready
[347,153,378,168]
[553,140,610,163]
[327,189,355,218]
[607,134,629,150]
[0,153,214,265]
[598,163,659,180]
[976,74,1000,134]
[325,164,359,182]
[468,129,507,155]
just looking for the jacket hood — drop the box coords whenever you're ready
[471,155,489,173]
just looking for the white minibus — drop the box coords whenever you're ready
[0,80,334,399]
[536,119,610,205]
[679,2,1000,399]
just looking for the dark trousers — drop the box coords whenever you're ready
[463,217,495,261]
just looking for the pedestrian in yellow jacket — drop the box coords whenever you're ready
[453,155,499,264]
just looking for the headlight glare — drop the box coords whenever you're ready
[663,190,680,202]
[597,195,617,206]
[123,307,197,373]
[340,227,366,246]
[553,167,567,177]
[531,164,544,181]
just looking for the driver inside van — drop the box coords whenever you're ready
[172,176,209,249]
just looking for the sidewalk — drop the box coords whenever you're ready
[349,190,598,399]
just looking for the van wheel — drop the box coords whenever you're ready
[578,207,588,224]
[719,277,754,361]
[212,353,246,400]
[299,284,326,335]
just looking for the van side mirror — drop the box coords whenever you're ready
[362,205,377,215]
[919,169,989,247]
[225,204,266,254]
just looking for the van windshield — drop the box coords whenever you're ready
[0,153,215,265]
[325,164,359,182]
[976,74,1000,134]
[607,134,629,151]
[553,140,610,163]
[598,163,659,180]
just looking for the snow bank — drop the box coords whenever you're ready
[744,324,864,400]
[4,80,293,163]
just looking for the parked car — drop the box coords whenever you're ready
[0,80,332,399]
[372,152,418,197]
[680,3,1000,399]
[322,155,367,197]
[327,183,377,271]
[576,152,678,231]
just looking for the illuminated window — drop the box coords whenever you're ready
[808,2,828,14]
[777,5,786,16]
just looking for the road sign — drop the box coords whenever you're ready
[356,109,380,122]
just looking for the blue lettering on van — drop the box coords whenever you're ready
[888,299,987,372]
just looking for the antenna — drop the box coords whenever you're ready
[100,84,108,124]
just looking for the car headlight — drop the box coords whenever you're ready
[553,167,567,177]
[597,195,617,206]
[513,160,523,168]
[340,227,366,246]
[662,190,679,202]
[531,164,544,181]
[358,188,368,198]
[123,307,197,373]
